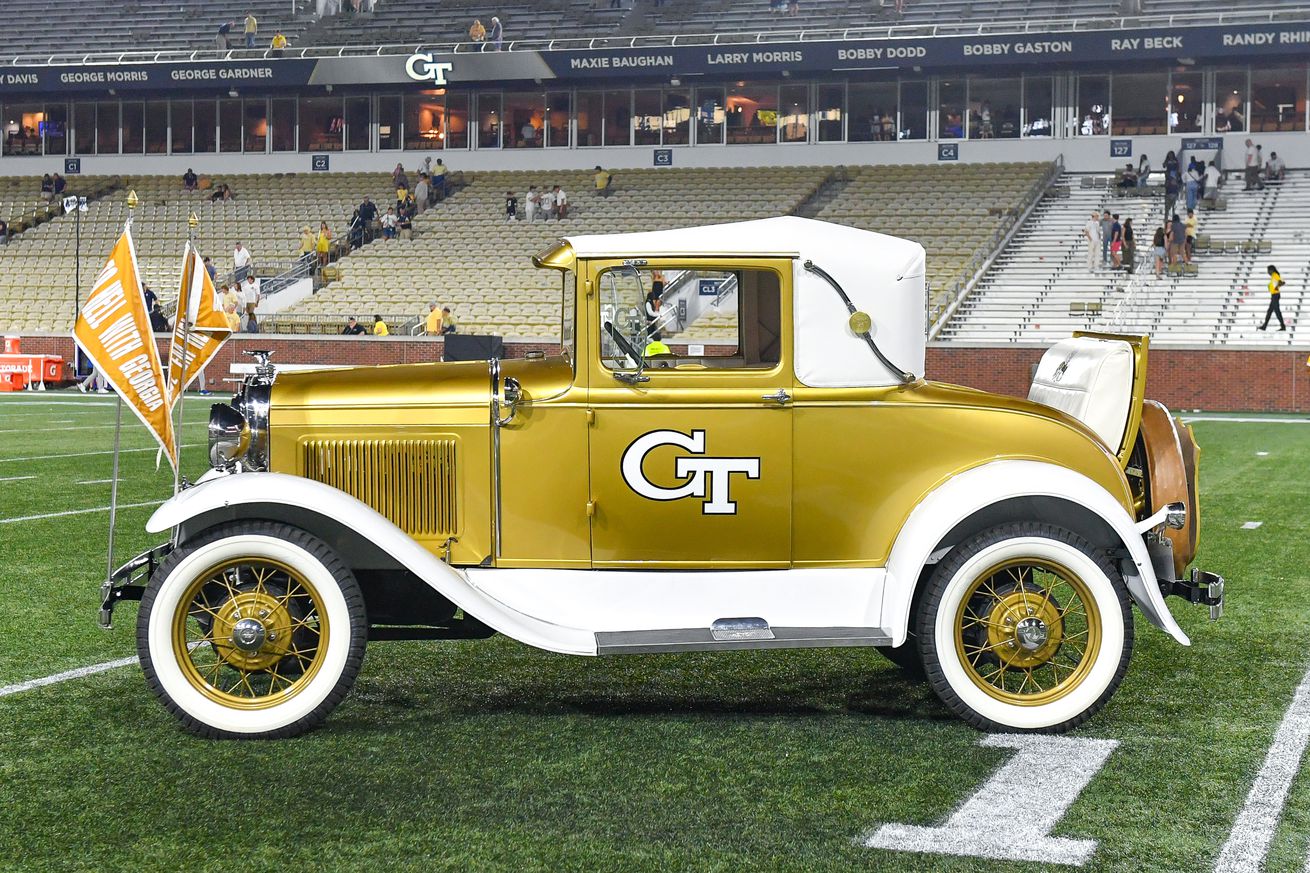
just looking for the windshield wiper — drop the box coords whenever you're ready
[604,321,648,383]
[803,260,915,384]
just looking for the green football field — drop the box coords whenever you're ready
[2,391,1309,873]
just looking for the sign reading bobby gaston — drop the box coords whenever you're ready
[3,22,1310,95]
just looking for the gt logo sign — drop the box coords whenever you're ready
[621,430,759,515]
[404,53,454,85]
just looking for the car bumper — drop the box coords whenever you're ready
[1162,568,1225,621]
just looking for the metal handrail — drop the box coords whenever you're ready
[5,5,1310,66]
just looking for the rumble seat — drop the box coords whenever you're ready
[1028,336,1135,453]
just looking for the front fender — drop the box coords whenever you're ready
[882,459,1189,647]
[147,472,598,655]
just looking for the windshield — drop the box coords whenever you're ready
[560,268,576,370]
[599,265,648,369]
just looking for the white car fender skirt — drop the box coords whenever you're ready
[882,459,1190,647]
[146,472,598,656]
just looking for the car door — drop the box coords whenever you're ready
[585,259,793,569]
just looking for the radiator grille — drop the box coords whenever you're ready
[301,438,459,537]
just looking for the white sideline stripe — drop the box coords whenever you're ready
[0,399,116,406]
[0,443,200,463]
[0,500,163,524]
[0,475,36,482]
[77,478,122,485]
[0,656,139,698]
[1183,417,1310,424]
[1214,662,1310,873]
[0,423,208,434]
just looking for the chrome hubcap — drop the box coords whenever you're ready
[1015,617,1048,652]
[230,617,267,653]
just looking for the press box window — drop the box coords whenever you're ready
[599,267,781,372]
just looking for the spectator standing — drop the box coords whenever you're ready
[143,284,157,312]
[397,198,414,239]
[526,186,540,221]
[149,303,171,333]
[270,32,288,56]
[554,185,569,219]
[1163,150,1180,182]
[358,195,378,242]
[1123,218,1135,273]
[432,158,448,200]
[413,174,429,214]
[243,12,258,48]
[342,317,366,335]
[1109,214,1123,269]
[299,225,315,259]
[316,221,332,266]
[52,174,66,196]
[1169,213,1186,266]
[1152,224,1166,277]
[1163,173,1179,223]
[40,173,53,201]
[1258,264,1286,331]
[1244,139,1261,190]
[1185,162,1201,212]
[488,16,503,50]
[204,256,217,282]
[348,209,365,249]
[216,21,232,50]
[373,315,389,336]
[0,219,7,245]
[233,242,252,282]
[505,191,519,222]
[1099,209,1113,267]
[183,168,198,190]
[224,302,241,333]
[425,303,442,335]
[594,166,614,197]
[1184,209,1198,263]
[1203,160,1221,204]
[1083,210,1101,273]
[241,274,261,332]
[1137,153,1150,189]
[381,207,398,239]
[441,306,458,334]
[469,19,486,45]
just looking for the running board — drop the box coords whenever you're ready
[594,627,892,655]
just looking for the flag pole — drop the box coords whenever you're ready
[101,189,138,627]
[174,212,199,497]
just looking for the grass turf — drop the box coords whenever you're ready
[1,393,1308,872]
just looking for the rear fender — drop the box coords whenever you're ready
[147,472,597,655]
[882,459,1188,647]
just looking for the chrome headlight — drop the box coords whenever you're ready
[208,403,250,469]
[235,382,272,471]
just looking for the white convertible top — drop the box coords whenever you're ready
[564,216,927,388]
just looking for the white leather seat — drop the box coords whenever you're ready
[1028,337,1135,453]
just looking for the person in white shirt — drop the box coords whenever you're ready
[1266,151,1286,182]
[1244,139,1262,190]
[240,274,261,332]
[233,242,252,282]
[553,185,568,219]
[1082,210,1101,273]
[1203,160,1221,203]
[525,186,540,222]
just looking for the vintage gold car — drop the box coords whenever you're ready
[103,216,1223,739]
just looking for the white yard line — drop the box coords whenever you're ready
[0,500,163,525]
[0,443,200,463]
[76,478,122,485]
[1214,663,1310,873]
[0,475,37,482]
[0,399,117,406]
[1183,417,1310,424]
[0,657,139,698]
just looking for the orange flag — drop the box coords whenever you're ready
[166,242,232,408]
[73,228,177,471]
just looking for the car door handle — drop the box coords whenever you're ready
[762,389,791,405]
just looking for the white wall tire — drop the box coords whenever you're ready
[916,523,1133,733]
[137,522,367,739]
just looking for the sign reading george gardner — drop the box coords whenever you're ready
[73,229,176,470]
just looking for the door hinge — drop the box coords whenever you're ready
[585,500,596,517]
[586,408,596,425]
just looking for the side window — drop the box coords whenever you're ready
[598,266,782,371]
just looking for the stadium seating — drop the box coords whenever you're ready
[269,161,1051,340]
[939,171,1305,345]
[0,172,394,333]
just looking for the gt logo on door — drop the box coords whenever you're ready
[620,430,760,515]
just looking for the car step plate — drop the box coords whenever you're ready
[595,625,892,655]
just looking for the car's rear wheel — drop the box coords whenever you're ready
[916,523,1133,733]
[137,521,367,739]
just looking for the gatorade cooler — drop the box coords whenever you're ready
[2,336,18,354]
[0,369,26,391]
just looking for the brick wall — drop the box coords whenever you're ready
[9,333,1308,412]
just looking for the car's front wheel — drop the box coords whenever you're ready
[137,521,367,739]
[917,523,1133,733]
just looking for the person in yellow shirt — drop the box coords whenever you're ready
[373,315,389,336]
[270,32,288,56]
[1259,264,1286,331]
[224,302,241,333]
[316,221,331,267]
[440,306,458,334]
[469,19,486,43]
[298,225,314,257]
[243,13,258,49]
[593,165,613,197]
[221,283,240,314]
[644,338,670,357]
[425,302,442,335]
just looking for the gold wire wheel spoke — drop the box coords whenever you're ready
[172,556,331,710]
